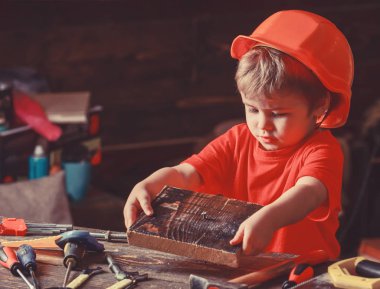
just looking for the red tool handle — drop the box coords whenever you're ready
[294,249,329,265]
[0,245,22,276]
[0,218,27,236]
[282,263,314,288]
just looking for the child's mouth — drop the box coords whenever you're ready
[259,136,276,143]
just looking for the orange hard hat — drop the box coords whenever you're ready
[231,10,354,128]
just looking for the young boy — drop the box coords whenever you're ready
[124,10,354,260]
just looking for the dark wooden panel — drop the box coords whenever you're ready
[0,230,299,289]
[128,186,262,267]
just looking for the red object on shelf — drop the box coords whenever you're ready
[13,91,62,141]
[90,149,102,166]
[88,114,100,136]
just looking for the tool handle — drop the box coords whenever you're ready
[282,263,314,289]
[66,273,90,289]
[63,243,85,268]
[295,249,329,265]
[230,250,327,286]
[356,259,380,278]
[16,244,37,271]
[0,245,22,276]
[106,278,133,289]
[0,218,27,236]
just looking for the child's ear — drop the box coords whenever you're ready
[314,92,331,124]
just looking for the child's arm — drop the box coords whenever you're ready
[230,176,328,255]
[123,163,202,229]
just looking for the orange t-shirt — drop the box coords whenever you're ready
[183,123,343,259]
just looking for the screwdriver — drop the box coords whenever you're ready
[282,263,314,289]
[61,242,86,287]
[0,245,36,289]
[55,230,105,287]
[16,244,41,289]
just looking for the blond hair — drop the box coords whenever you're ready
[235,46,328,110]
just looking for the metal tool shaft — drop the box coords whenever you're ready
[90,231,127,242]
[62,260,73,287]
[17,268,36,289]
[30,269,40,289]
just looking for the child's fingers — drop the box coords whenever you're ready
[242,232,255,255]
[230,226,244,245]
[125,204,138,229]
[138,193,154,216]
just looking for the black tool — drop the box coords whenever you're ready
[16,244,41,289]
[55,230,104,287]
[106,254,148,289]
[0,245,36,289]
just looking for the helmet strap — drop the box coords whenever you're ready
[315,92,331,128]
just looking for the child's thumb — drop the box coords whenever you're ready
[230,227,244,245]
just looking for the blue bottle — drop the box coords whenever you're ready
[29,145,49,179]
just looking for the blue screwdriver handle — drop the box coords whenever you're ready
[16,244,37,272]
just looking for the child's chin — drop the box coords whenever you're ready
[259,142,281,151]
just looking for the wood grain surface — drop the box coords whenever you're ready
[0,229,303,289]
[127,186,262,267]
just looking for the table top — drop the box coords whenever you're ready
[0,229,332,289]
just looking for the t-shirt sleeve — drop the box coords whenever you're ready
[297,140,343,221]
[182,128,236,195]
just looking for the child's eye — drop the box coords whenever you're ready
[272,112,289,117]
[248,107,259,113]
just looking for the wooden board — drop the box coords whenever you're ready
[127,186,262,267]
[0,231,303,289]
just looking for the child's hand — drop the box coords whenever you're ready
[124,183,155,229]
[229,208,275,255]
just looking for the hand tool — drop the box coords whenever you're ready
[46,266,104,289]
[16,244,41,289]
[189,249,328,289]
[1,217,127,242]
[106,254,148,289]
[0,217,73,236]
[55,230,105,287]
[1,233,125,251]
[0,245,36,289]
[282,263,314,289]
[328,256,380,289]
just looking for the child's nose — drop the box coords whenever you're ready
[257,114,274,130]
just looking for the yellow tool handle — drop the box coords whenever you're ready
[66,274,89,289]
[328,257,380,289]
[106,278,133,289]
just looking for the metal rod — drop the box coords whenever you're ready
[17,268,36,289]
[62,261,73,287]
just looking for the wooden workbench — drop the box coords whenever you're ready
[0,227,307,289]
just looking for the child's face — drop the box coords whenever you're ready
[242,91,319,151]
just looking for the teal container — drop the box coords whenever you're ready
[29,145,48,179]
[62,161,91,202]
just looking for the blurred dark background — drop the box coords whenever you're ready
[1,1,379,256]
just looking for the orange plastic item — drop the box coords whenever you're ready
[0,218,27,236]
[49,164,62,175]
[1,235,61,250]
[90,149,102,166]
[231,10,354,128]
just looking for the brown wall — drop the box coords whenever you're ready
[1,1,380,197]
[1,1,379,146]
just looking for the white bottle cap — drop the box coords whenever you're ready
[34,145,45,157]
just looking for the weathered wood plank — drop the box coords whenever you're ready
[128,186,262,267]
[0,228,298,289]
